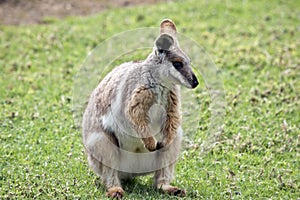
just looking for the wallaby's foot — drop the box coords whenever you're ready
[158,184,186,197]
[106,187,124,199]
[164,186,186,197]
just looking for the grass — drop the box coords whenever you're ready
[1,0,299,199]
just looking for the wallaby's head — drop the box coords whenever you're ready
[152,19,199,89]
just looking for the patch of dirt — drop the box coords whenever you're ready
[0,0,168,25]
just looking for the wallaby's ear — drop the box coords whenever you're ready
[155,34,174,51]
[160,19,177,36]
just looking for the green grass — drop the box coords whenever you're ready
[1,0,299,199]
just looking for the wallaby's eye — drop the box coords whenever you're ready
[172,61,183,69]
[158,49,165,54]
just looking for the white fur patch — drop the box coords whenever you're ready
[169,67,191,88]
[100,111,117,131]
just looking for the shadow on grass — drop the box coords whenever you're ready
[94,176,175,199]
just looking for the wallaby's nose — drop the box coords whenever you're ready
[191,74,199,88]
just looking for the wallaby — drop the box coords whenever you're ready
[82,19,199,199]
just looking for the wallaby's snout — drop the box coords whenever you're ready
[183,67,199,89]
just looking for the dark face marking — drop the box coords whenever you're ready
[172,61,184,70]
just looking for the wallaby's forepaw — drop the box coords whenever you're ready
[156,141,164,150]
[145,141,165,151]
[159,185,186,197]
[143,137,157,151]
[144,138,166,151]
[106,187,124,199]
[144,142,156,151]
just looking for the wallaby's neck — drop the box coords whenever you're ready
[142,51,174,90]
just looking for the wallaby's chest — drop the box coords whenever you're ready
[148,86,169,130]
[151,85,169,105]
[112,86,169,153]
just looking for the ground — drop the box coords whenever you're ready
[0,0,167,25]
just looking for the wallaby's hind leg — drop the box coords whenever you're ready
[153,127,186,197]
[154,163,186,197]
[85,132,124,199]
[87,155,124,199]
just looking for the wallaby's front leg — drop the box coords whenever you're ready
[153,127,185,197]
[127,86,158,151]
[161,88,181,147]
